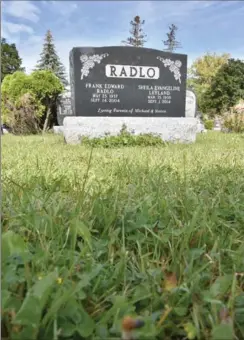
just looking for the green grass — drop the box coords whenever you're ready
[2,132,244,340]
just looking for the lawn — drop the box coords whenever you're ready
[2,132,244,340]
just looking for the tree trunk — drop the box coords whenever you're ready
[50,99,58,127]
[42,106,51,132]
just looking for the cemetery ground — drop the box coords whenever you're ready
[2,132,244,340]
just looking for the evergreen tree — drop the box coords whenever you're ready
[163,24,182,53]
[1,38,25,81]
[122,15,147,47]
[35,30,68,86]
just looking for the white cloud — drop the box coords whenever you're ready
[58,3,78,16]
[3,1,40,23]
[135,1,156,24]
[1,21,34,42]
[39,1,83,32]
[3,21,34,35]
[42,1,78,17]
[137,1,214,21]
[127,0,237,30]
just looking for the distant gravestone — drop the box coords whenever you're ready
[185,89,197,118]
[57,89,74,126]
[69,46,187,117]
[214,118,222,131]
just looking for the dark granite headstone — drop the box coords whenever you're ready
[69,46,187,117]
[57,95,74,126]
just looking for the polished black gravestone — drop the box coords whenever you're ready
[69,46,187,118]
[57,95,74,126]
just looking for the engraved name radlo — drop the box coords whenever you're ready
[79,53,183,83]
[105,64,160,80]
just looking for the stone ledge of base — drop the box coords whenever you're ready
[62,122,198,143]
[53,126,64,134]
[63,117,197,121]
[63,117,198,127]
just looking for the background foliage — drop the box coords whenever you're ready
[1,38,25,82]
[1,70,64,133]
[203,59,244,115]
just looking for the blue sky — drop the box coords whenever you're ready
[2,1,244,75]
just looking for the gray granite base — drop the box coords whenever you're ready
[196,119,206,133]
[53,126,64,134]
[63,117,198,145]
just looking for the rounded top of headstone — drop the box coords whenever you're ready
[70,46,188,57]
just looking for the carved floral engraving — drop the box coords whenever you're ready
[156,57,182,83]
[80,53,109,79]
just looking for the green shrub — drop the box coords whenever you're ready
[223,112,244,133]
[204,119,214,130]
[1,70,64,133]
[2,93,42,134]
[82,124,166,148]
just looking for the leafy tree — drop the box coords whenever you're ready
[35,30,68,86]
[163,24,181,52]
[187,53,230,112]
[1,72,31,102]
[122,15,147,47]
[31,70,64,131]
[1,38,25,81]
[1,70,64,132]
[202,58,244,115]
[188,53,230,86]
[2,92,43,135]
[1,72,44,133]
